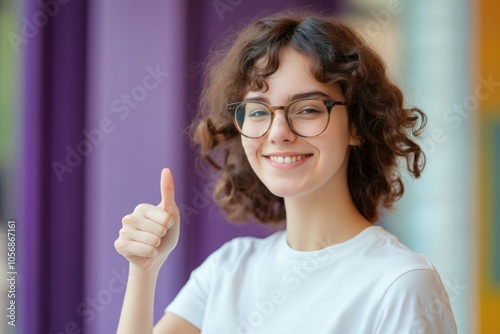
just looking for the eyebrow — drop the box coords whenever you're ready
[243,90,332,104]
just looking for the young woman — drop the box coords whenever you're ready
[114,10,457,333]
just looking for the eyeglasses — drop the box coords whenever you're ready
[227,98,348,138]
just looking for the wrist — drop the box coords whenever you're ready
[128,263,162,282]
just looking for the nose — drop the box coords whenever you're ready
[267,110,296,143]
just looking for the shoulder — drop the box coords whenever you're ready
[361,227,457,333]
[369,268,457,333]
[361,226,435,273]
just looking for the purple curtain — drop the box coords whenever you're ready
[20,0,339,333]
[19,0,88,333]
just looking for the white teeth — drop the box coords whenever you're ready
[270,155,307,164]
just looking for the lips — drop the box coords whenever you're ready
[268,154,311,164]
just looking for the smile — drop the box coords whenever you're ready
[269,155,309,164]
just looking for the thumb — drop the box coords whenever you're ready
[159,168,176,212]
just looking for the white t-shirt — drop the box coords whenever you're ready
[166,226,457,333]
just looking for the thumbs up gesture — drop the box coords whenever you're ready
[115,168,180,272]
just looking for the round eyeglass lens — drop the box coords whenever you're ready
[287,99,329,136]
[234,102,271,138]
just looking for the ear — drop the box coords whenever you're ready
[348,124,362,146]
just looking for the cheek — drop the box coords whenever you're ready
[328,114,351,145]
[241,137,261,163]
[317,123,351,159]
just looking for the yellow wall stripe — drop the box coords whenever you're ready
[479,0,500,332]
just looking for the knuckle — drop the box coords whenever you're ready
[153,236,161,247]
[118,228,129,238]
[146,246,158,257]
[121,214,135,226]
[158,225,168,236]
[114,239,125,252]
[158,214,169,227]
[134,203,150,212]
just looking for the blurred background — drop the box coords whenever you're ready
[0,0,498,333]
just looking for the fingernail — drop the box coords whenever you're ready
[167,218,174,229]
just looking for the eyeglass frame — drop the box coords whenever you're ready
[227,97,349,138]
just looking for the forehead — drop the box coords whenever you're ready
[245,49,343,102]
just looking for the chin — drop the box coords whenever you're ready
[263,182,310,199]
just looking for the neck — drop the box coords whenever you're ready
[284,162,372,251]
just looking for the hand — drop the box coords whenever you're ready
[114,168,180,272]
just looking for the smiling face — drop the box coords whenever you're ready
[241,48,357,199]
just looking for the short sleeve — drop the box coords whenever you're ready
[164,253,216,329]
[370,269,457,334]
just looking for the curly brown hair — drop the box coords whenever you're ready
[192,10,426,224]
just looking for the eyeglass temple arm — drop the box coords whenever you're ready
[227,103,239,114]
